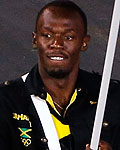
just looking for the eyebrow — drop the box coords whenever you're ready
[42,26,76,33]
[64,28,76,33]
[42,26,53,31]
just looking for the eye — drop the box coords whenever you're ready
[42,33,52,38]
[65,35,73,41]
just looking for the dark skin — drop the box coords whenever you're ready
[33,6,112,150]
[33,7,90,111]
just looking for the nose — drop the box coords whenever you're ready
[50,36,64,49]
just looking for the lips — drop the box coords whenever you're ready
[50,56,64,61]
[47,53,68,61]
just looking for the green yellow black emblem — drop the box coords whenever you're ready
[18,128,32,147]
[18,128,32,138]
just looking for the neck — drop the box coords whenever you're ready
[39,66,79,112]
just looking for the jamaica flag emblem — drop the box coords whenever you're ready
[18,128,32,147]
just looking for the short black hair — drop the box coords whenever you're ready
[35,0,87,34]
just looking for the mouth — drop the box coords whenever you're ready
[50,56,64,61]
[47,52,68,63]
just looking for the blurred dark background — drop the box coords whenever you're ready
[0,0,120,83]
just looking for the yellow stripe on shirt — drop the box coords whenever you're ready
[46,89,77,139]
[51,114,70,139]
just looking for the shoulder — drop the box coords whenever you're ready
[78,69,102,88]
[78,69,102,100]
[0,77,26,103]
[0,77,24,92]
[78,69,120,101]
[79,68,120,91]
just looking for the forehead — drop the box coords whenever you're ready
[37,7,84,32]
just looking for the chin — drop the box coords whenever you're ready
[45,68,71,79]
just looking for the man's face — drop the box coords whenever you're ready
[34,7,90,78]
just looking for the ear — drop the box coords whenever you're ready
[32,32,37,49]
[81,35,90,51]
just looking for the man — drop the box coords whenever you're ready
[0,0,120,150]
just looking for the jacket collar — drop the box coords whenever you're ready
[25,64,46,99]
[24,64,101,101]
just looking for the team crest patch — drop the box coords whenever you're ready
[18,128,32,138]
[13,113,32,147]
[18,127,32,147]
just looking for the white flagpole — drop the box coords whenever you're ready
[90,0,120,149]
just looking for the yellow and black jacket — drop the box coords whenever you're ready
[0,64,120,150]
